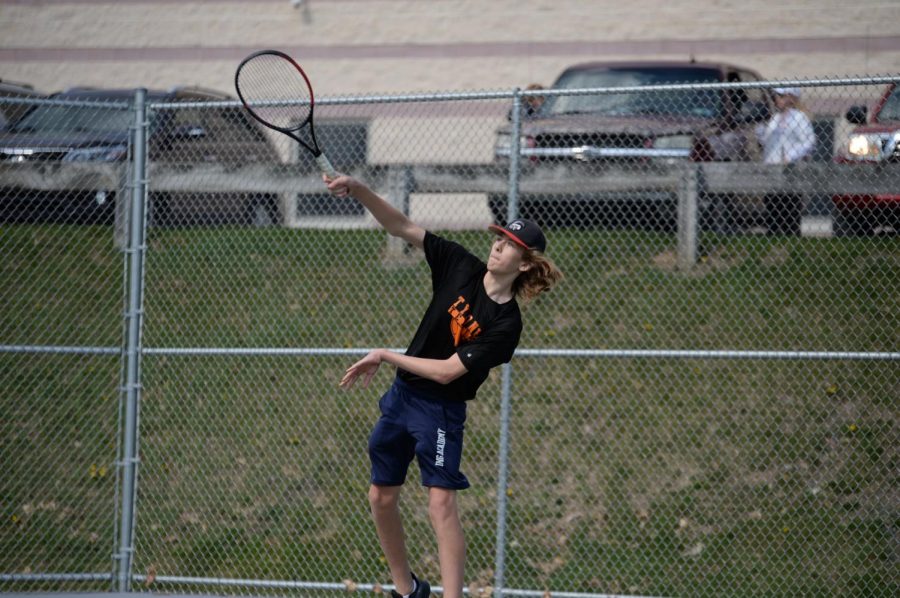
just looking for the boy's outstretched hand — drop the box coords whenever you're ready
[340,349,384,389]
[324,173,354,198]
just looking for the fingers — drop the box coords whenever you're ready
[339,371,356,389]
[339,363,363,389]
[339,362,379,390]
[323,173,353,198]
[362,367,377,388]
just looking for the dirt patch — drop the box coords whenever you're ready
[652,248,747,275]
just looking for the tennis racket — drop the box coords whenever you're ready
[234,49,337,178]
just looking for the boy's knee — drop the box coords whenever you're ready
[428,488,458,520]
[368,484,399,511]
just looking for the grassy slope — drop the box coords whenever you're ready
[1,224,897,596]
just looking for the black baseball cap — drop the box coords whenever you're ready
[488,219,547,253]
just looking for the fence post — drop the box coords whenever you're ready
[493,91,525,597]
[114,165,129,249]
[506,90,523,223]
[385,164,414,260]
[677,164,700,270]
[492,362,513,598]
[115,88,149,593]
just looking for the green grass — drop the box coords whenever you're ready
[1,223,898,597]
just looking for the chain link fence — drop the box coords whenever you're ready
[1,73,898,598]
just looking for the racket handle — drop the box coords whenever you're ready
[316,153,338,179]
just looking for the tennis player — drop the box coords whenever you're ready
[326,174,562,598]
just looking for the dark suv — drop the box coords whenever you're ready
[492,61,772,225]
[0,79,45,128]
[0,86,282,226]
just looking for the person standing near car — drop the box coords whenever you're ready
[507,83,546,121]
[756,87,817,234]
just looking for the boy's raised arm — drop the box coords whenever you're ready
[325,174,425,249]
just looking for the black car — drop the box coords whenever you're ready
[0,86,283,226]
[0,79,46,129]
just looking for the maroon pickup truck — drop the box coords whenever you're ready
[833,83,900,236]
[492,60,773,226]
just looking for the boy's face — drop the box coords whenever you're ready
[487,236,529,276]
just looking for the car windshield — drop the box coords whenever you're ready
[9,102,138,134]
[877,86,900,121]
[543,67,722,118]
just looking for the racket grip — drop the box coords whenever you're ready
[316,153,338,179]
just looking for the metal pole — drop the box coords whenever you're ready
[677,164,699,270]
[506,90,523,223]
[385,164,414,260]
[493,363,513,598]
[115,87,149,592]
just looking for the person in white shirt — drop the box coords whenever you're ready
[755,87,817,234]
[756,87,816,164]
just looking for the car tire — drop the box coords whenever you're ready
[246,195,280,228]
[488,193,509,225]
[833,206,868,237]
[146,192,170,228]
[764,193,802,236]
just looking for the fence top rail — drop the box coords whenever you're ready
[0,96,131,109]
[146,74,900,110]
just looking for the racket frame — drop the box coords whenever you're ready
[235,49,337,177]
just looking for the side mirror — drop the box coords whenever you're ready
[741,101,770,124]
[845,105,867,125]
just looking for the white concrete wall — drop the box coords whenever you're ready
[2,0,898,96]
[2,0,897,169]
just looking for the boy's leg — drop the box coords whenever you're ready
[428,487,465,598]
[369,484,415,595]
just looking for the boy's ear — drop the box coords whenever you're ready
[519,261,533,273]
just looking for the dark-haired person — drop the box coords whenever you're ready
[325,174,562,598]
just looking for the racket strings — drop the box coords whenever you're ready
[236,54,312,130]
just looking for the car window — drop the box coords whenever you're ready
[168,105,209,133]
[878,86,900,121]
[209,107,268,143]
[543,67,722,118]
[9,101,134,134]
[737,70,768,106]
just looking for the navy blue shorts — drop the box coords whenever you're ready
[368,377,469,490]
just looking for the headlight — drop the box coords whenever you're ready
[63,145,127,162]
[653,135,693,150]
[847,134,884,160]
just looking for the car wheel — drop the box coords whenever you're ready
[488,193,508,225]
[764,193,802,236]
[833,206,868,237]
[246,195,280,228]
[146,192,170,228]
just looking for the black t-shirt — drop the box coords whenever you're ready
[398,232,522,401]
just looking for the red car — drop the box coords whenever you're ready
[833,83,900,236]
